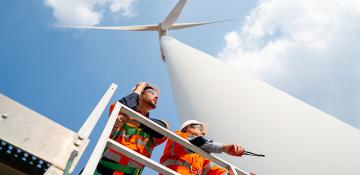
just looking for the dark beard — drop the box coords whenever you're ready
[145,100,156,109]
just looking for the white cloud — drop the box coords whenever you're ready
[45,0,137,26]
[109,0,136,17]
[219,0,360,127]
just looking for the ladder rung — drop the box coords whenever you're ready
[107,139,180,175]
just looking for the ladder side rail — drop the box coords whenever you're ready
[107,139,180,175]
[78,83,118,139]
[120,104,248,175]
[81,101,122,175]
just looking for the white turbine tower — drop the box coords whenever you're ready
[161,36,360,174]
[63,0,360,174]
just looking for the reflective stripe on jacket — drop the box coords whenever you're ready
[201,159,227,175]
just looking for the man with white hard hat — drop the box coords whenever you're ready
[160,120,256,175]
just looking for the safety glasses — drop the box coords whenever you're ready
[191,124,206,135]
[144,88,158,96]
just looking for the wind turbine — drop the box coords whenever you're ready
[62,0,360,174]
[61,0,230,61]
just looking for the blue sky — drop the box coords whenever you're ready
[0,0,256,174]
[1,0,359,174]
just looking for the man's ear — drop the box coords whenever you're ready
[140,90,146,97]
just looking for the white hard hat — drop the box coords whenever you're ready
[180,120,204,132]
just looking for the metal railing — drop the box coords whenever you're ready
[81,101,180,175]
[81,84,250,175]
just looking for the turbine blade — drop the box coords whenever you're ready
[161,0,187,30]
[59,24,159,31]
[169,19,235,30]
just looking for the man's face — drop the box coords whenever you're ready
[140,88,159,109]
[187,124,205,136]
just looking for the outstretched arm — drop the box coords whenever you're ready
[188,136,223,153]
[189,136,245,156]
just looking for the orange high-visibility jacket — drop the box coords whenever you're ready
[102,103,167,171]
[160,131,226,175]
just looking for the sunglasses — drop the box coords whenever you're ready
[144,88,158,96]
[191,124,205,134]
